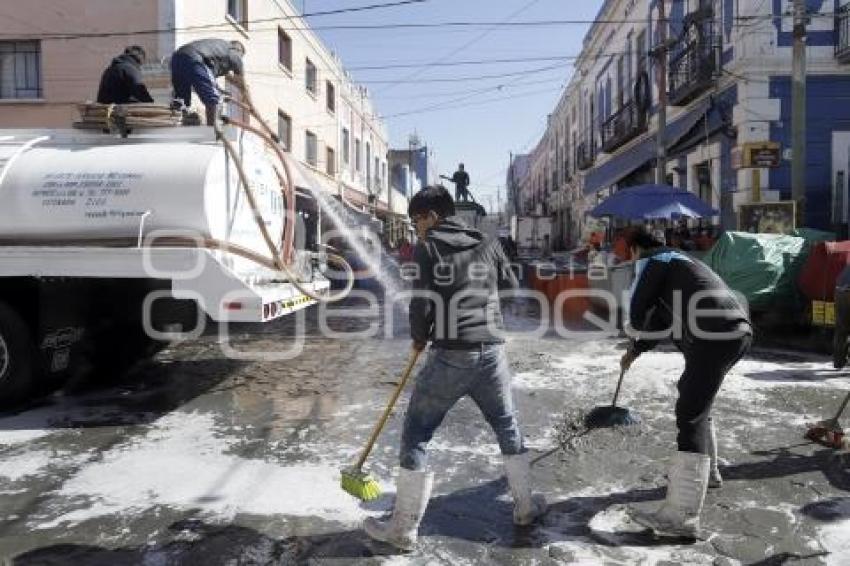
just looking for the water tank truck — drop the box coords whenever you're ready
[0,114,351,408]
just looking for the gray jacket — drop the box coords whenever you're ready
[409,216,518,348]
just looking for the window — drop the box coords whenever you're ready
[277,110,291,151]
[326,81,335,113]
[306,131,318,167]
[0,41,41,99]
[375,157,380,189]
[278,28,292,71]
[342,128,350,165]
[366,142,372,188]
[326,147,336,176]
[355,138,362,171]
[305,58,317,95]
[227,0,248,28]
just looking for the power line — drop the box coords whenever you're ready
[381,85,564,120]
[357,62,569,84]
[0,0,432,41]
[0,12,837,41]
[345,54,582,71]
[373,0,546,95]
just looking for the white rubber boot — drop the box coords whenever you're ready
[504,453,547,526]
[707,418,723,488]
[363,468,433,551]
[630,451,711,538]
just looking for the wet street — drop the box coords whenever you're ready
[1,299,849,565]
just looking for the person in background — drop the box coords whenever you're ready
[96,46,154,105]
[170,39,245,125]
[398,239,415,263]
[440,163,471,202]
[621,227,752,538]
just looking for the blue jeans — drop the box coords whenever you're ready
[400,345,525,471]
[170,52,220,107]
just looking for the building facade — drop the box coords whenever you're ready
[512,0,850,244]
[0,0,391,214]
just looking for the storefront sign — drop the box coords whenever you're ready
[733,142,782,169]
[738,201,796,234]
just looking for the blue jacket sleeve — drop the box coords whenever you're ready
[629,257,668,353]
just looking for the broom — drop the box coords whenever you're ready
[805,390,850,449]
[583,366,641,429]
[340,348,422,501]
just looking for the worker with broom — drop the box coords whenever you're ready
[621,227,752,538]
[361,185,546,550]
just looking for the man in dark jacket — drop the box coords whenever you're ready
[621,227,752,538]
[170,39,245,125]
[363,185,546,550]
[96,46,154,104]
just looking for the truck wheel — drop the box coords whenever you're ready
[0,302,40,409]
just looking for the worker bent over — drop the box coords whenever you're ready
[621,227,752,538]
[96,45,154,105]
[170,39,245,125]
[363,185,546,550]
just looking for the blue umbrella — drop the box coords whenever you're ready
[590,184,719,220]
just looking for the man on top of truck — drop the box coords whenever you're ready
[170,39,245,125]
[96,46,154,105]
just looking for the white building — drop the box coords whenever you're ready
[514,0,850,244]
[0,0,392,216]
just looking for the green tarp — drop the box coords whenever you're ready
[704,230,833,311]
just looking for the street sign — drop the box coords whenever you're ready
[733,142,782,169]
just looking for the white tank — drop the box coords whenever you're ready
[0,129,284,265]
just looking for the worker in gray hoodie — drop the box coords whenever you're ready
[363,185,546,550]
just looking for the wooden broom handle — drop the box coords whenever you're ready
[354,348,422,470]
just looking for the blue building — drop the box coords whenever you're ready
[517,0,850,239]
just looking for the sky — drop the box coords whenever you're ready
[306,0,604,213]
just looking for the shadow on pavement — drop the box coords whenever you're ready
[0,357,245,430]
[741,367,842,383]
[800,496,850,522]
[419,477,677,549]
[722,447,850,491]
[12,519,393,565]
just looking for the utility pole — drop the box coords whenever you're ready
[509,151,515,215]
[791,0,807,226]
[655,0,669,185]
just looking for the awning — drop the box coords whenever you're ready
[583,98,712,195]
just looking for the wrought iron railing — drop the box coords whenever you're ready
[601,98,648,153]
[668,20,719,106]
[838,3,850,63]
[576,140,595,171]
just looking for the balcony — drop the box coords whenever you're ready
[601,98,648,153]
[576,140,595,171]
[838,3,850,63]
[668,21,719,106]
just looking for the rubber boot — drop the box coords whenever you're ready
[629,451,711,538]
[706,418,722,488]
[504,453,547,526]
[363,468,433,551]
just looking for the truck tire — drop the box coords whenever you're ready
[0,302,40,409]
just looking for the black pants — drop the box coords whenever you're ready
[676,334,752,453]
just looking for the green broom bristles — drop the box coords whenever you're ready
[340,467,382,501]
